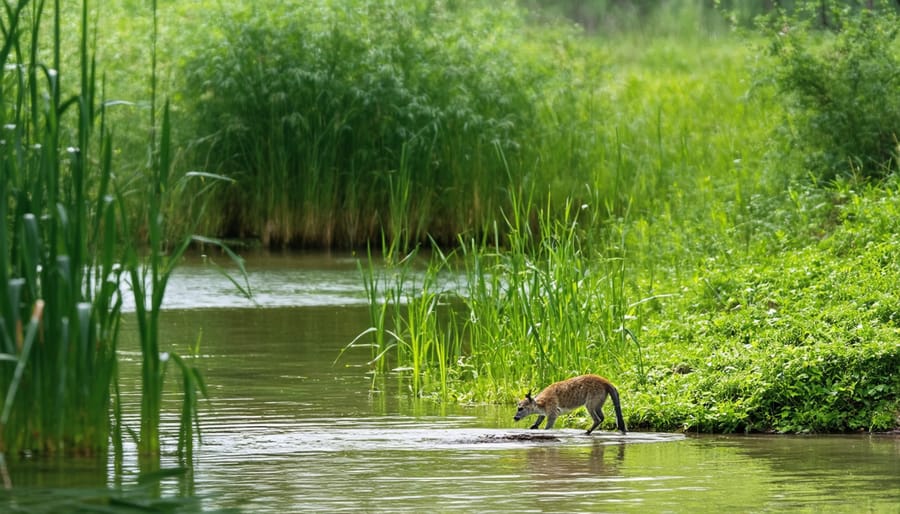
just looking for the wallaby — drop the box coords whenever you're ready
[514,374,626,435]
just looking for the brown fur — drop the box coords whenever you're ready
[513,374,626,435]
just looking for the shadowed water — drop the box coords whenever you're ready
[3,253,899,512]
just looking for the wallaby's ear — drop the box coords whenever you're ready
[525,390,533,400]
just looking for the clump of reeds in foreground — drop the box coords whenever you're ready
[0,0,239,471]
[0,0,122,458]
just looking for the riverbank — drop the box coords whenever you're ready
[32,0,900,434]
[351,178,900,434]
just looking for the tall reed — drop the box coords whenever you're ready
[354,186,652,403]
[178,0,567,249]
[0,0,121,455]
[123,0,239,467]
[0,0,234,466]
[343,244,462,400]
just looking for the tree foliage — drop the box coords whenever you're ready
[761,0,900,181]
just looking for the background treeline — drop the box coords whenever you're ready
[523,0,900,32]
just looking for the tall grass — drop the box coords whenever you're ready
[122,1,242,467]
[351,189,653,403]
[170,0,783,256]
[177,0,576,248]
[0,0,122,456]
[341,5,780,407]
[0,0,232,466]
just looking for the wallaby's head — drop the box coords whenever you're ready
[513,390,538,421]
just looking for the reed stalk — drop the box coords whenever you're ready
[354,180,654,402]
[121,0,242,468]
[0,0,237,466]
[0,0,121,456]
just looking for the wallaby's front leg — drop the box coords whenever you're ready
[543,413,558,429]
[529,415,545,429]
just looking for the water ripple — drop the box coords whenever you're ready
[194,422,683,457]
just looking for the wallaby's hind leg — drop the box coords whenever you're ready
[586,405,605,435]
[529,415,545,429]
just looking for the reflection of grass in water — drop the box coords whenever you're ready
[0,475,207,513]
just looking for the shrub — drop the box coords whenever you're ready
[762,1,900,181]
[750,340,900,432]
[629,187,900,433]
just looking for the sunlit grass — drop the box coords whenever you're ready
[345,10,900,432]
[347,26,780,403]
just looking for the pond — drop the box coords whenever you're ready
[3,252,899,512]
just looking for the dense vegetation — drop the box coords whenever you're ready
[179,2,549,248]
[1,0,898,463]
[334,0,900,433]
[763,2,900,180]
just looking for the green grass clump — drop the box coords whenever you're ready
[348,195,645,403]
[178,0,579,248]
[0,0,122,456]
[1,0,232,465]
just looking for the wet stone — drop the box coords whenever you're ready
[462,432,561,444]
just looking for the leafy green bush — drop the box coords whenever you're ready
[762,1,900,181]
[751,339,900,432]
[628,184,900,433]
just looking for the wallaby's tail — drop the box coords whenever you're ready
[608,384,627,434]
